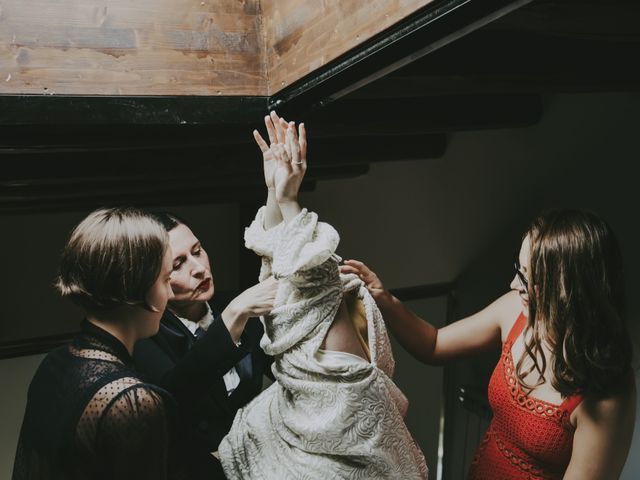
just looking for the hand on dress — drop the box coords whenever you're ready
[222,276,278,342]
[340,260,391,305]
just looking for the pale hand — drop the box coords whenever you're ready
[224,276,278,319]
[253,111,293,190]
[272,121,307,204]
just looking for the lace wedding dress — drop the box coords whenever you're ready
[219,207,428,479]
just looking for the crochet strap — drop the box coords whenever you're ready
[505,312,527,345]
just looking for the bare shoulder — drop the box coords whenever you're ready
[477,290,522,341]
[566,376,636,478]
[577,376,637,426]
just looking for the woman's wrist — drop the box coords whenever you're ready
[278,199,302,222]
[374,289,396,310]
[221,303,249,344]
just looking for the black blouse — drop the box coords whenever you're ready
[12,321,185,480]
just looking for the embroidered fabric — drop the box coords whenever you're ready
[219,207,428,479]
[12,323,184,480]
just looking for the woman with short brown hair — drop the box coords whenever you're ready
[13,207,182,480]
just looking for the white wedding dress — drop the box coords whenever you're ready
[219,207,428,479]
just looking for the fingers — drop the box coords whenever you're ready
[342,259,381,287]
[339,265,360,275]
[253,129,269,153]
[264,115,277,145]
[286,122,302,172]
[299,123,307,160]
[343,259,370,274]
[270,111,286,144]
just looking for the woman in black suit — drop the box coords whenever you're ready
[134,212,277,479]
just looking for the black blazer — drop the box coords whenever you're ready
[133,304,272,479]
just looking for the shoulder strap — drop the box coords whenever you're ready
[560,394,583,414]
[505,312,527,345]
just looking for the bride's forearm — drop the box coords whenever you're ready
[279,200,302,223]
[264,188,283,229]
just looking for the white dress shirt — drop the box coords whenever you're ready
[175,304,241,396]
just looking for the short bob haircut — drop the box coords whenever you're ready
[56,207,169,312]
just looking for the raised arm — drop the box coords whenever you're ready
[253,110,305,229]
[253,112,285,230]
[340,259,520,364]
[271,119,306,222]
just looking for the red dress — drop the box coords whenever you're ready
[468,313,583,480]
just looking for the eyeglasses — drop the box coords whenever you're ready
[514,260,529,290]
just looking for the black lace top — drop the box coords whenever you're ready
[13,321,184,480]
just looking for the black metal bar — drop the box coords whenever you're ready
[269,0,533,115]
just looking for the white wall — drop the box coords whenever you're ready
[393,296,449,480]
[0,354,44,480]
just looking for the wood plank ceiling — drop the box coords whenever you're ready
[0,0,638,212]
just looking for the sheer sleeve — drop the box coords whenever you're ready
[95,384,170,480]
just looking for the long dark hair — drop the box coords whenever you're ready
[515,209,631,397]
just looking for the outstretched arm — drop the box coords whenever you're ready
[340,259,519,364]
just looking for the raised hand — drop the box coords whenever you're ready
[253,111,290,190]
[271,120,307,205]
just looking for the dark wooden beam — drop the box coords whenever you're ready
[0,162,372,213]
[491,0,640,42]
[0,95,268,126]
[0,133,444,175]
[1,94,537,153]
[350,21,640,97]
[0,132,444,212]
[307,95,542,135]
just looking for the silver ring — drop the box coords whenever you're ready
[292,161,304,164]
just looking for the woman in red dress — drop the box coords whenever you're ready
[342,210,636,479]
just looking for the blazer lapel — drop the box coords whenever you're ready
[159,310,195,361]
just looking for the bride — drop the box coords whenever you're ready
[218,113,428,479]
